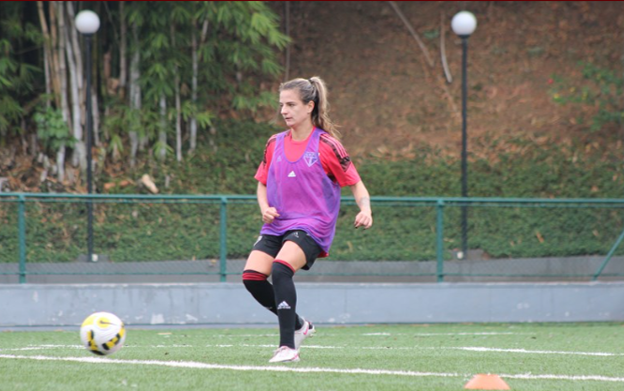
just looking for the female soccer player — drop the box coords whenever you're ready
[242,76,373,363]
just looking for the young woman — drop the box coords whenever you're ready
[242,76,373,363]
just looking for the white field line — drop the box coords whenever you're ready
[446,347,624,357]
[0,345,193,352]
[361,332,521,337]
[501,373,624,383]
[4,344,623,357]
[1,354,624,383]
[0,354,459,378]
[226,345,624,356]
[0,346,83,351]
[215,332,523,338]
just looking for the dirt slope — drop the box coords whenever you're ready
[271,1,624,162]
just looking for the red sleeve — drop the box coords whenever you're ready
[254,135,278,185]
[319,133,361,187]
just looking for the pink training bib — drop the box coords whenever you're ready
[261,128,341,254]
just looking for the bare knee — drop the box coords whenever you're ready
[244,250,274,276]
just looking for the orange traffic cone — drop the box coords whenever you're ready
[464,374,511,390]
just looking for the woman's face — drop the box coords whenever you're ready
[279,89,314,129]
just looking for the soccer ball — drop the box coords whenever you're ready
[80,312,126,356]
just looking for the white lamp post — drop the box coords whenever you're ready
[452,11,477,259]
[75,10,100,262]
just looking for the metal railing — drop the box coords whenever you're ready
[1,193,624,283]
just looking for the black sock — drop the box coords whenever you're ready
[242,269,303,330]
[271,261,297,349]
[242,270,277,315]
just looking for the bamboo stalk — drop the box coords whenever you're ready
[128,21,140,166]
[119,1,127,95]
[171,22,182,162]
[190,28,197,154]
[65,2,83,91]
[37,1,60,108]
[63,9,82,144]
[37,1,56,107]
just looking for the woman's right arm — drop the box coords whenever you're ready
[257,181,279,224]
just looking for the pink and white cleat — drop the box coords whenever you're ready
[294,318,316,350]
[269,346,300,363]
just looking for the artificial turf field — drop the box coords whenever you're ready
[1,322,623,391]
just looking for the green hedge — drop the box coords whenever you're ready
[1,120,623,263]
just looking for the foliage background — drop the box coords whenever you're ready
[1,2,624,263]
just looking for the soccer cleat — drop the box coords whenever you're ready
[294,318,316,350]
[269,346,300,363]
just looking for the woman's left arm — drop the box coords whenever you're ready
[349,180,373,229]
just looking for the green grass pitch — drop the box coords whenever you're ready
[1,323,623,391]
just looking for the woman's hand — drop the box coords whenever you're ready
[257,182,279,224]
[350,180,373,229]
[354,209,373,229]
[262,207,280,224]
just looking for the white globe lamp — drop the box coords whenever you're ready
[451,11,477,37]
[75,10,100,35]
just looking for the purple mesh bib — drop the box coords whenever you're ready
[260,128,341,254]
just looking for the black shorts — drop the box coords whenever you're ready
[252,230,323,270]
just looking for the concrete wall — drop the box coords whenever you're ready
[1,282,623,327]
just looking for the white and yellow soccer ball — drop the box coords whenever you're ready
[80,312,126,356]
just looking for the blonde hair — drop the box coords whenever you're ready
[279,76,341,139]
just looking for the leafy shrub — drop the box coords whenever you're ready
[550,62,624,133]
[1,119,623,263]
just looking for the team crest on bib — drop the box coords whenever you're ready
[304,152,318,167]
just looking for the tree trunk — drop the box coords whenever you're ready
[189,28,197,154]
[119,1,127,99]
[20,118,28,156]
[30,1,52,161]
[43,48,51,108]
[171,23,182,162]
[53,2,70,127]
[64,2,82,91]
[37,2,53,109]
[37,1,60,109]
[158,94,167,161]
[92,89,100,147]
[175,77,182,162]
[52,2,71,179]
[56,142,66,183]
[63,9,86,171]
[139,131,148,152]
[192,17,210,154]
[128,21,141,167]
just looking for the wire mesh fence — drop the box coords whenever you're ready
[1,194,624,283]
